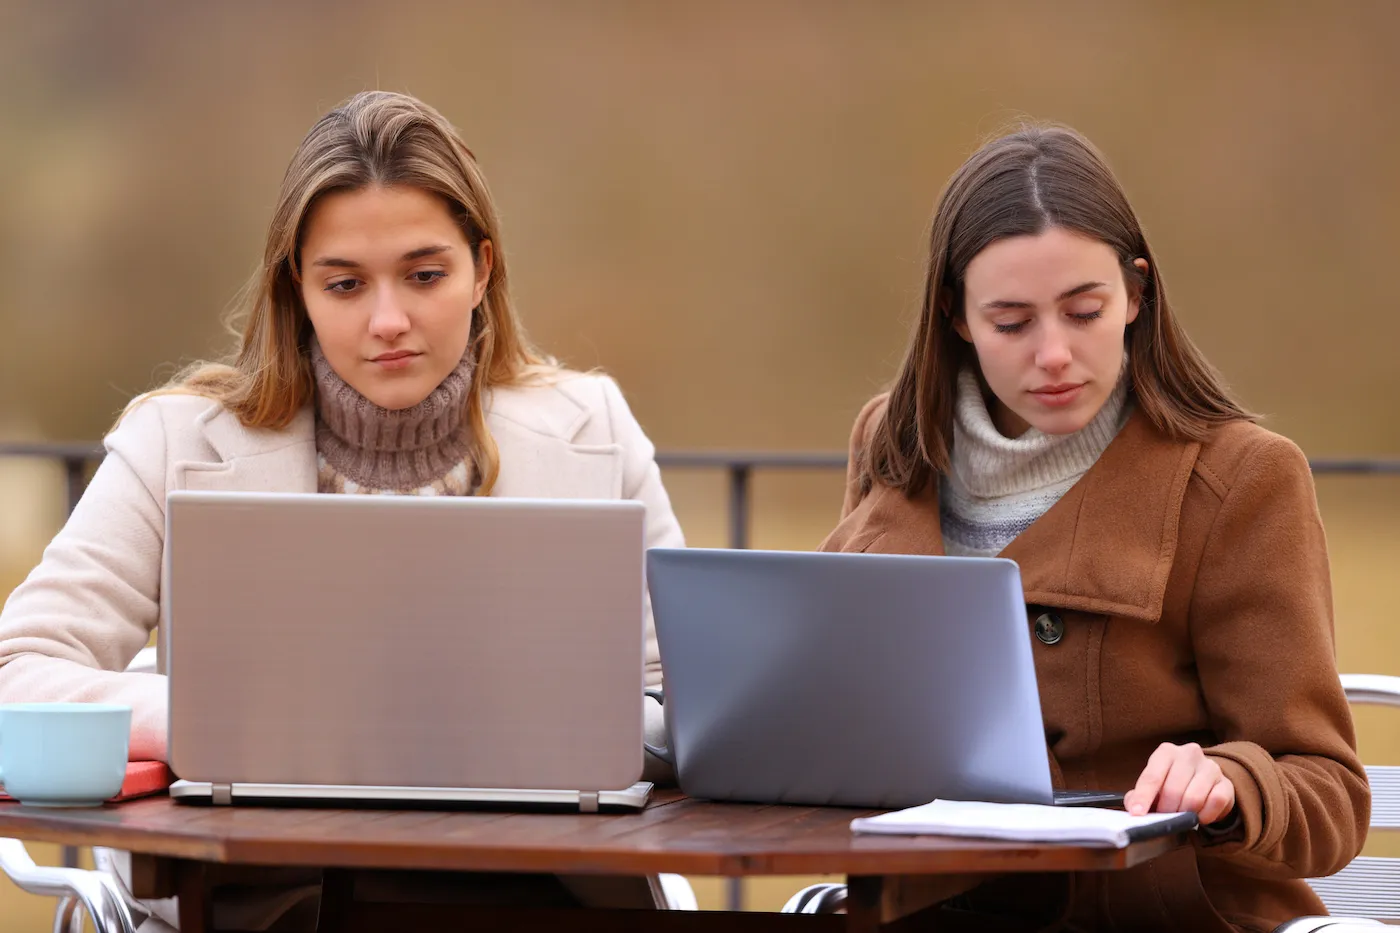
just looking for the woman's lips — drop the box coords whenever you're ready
[1029,383,1085,407]
[371,350,421,371]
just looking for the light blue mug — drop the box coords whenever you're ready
[0,703,131,807]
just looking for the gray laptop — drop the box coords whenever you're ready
[644,548,1104,810]
[162,490,653,812]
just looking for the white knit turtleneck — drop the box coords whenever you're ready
[940,368,1130,557]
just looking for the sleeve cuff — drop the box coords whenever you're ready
[642,694,676,786]
[128,673,169,763]
[1199,742,1275,854]
[1197,805,1245,846]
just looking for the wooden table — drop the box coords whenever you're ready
[0,791,1184,932]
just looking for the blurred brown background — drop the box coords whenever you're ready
[2,0,1398,921]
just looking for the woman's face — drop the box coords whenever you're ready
[298,184,492,411]
[954,226,1145,437]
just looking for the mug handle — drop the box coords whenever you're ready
[642,688,674,765]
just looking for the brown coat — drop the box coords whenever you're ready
[820,396,1370,933]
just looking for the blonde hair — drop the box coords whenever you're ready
[136,90,555,494]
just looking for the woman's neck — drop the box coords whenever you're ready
[310,339,478,494]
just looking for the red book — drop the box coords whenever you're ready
[0,761,173,803]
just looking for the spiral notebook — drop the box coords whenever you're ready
[850,798,1198,848]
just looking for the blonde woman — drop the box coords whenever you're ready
[0,91,685,926]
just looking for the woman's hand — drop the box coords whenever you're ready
[1124,742,1235,825]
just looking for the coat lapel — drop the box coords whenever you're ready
[171,404,317,493]
[999,412,1199,622]
[862,410,1199,622]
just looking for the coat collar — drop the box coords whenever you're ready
[863,409,1200,622]
[179,377,618,499]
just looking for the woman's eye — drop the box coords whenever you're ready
[993,320,1028,335]
[1070,310,1104,325]
[325,279,360,294]
[410,270,446,285]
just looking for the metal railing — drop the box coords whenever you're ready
[3,441,1399,549]
[654,451,847,549]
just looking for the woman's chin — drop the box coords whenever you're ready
[1023,411,1095,437]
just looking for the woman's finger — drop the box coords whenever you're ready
[1199,777,1237,826]
[1128,743,1178,815]
[1177,762,1221,816]
[1155,749,1199,814]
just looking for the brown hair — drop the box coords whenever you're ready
[863,124,1253,497]
[132,90,555,494]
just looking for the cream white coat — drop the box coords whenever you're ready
[0,373,684,764]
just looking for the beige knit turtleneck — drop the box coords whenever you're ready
[311,340,479,496]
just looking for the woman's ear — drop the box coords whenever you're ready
[940,287,973,343]
[1126,257,1149,325]
[472,239,495,308]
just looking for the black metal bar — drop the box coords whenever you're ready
[1309,459,1400,474]
[661,451,1400,475]
[728,464,752,551]
[657,451,848,470]
[63,457,87,516]
[3,442,1399,475]
[725,876,745,913]
[0,442,103,460]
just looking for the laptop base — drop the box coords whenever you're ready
[1051,789,1126,808]
[170,779,653,813]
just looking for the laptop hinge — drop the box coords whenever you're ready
[578,792,600,813]
[211,783,233,806]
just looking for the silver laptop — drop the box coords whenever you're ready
[163,490,653,812]
[645,548,1091,810]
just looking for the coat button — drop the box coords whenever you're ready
[1034,612,1065,645]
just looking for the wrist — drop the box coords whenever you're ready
[1197,806,1244,845]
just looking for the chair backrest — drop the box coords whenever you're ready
[1304,674,1400,920]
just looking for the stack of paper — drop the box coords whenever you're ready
[851,799,1197,848]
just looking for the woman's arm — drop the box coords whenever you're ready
[598,376,685,685]
[1187,433,1369,878]
[0,399,171,760]
[597,376,685,783]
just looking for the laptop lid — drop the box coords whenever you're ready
[165,491,647,795]
[645,548,1055,809]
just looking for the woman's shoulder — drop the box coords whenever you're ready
[106,391,224,448]
[850,393,892,445]
[488,367,617,405]
[486,369,633,438]
[543,368,627,409]
[1193,418,1312,500]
